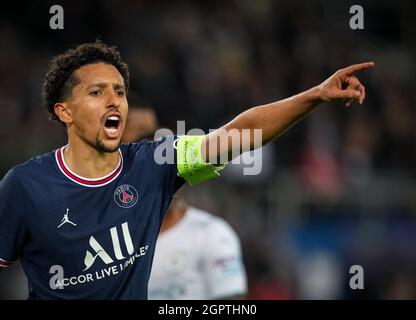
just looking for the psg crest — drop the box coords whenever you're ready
[114,184,138,208]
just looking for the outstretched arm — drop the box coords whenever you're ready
[202,62,375,164]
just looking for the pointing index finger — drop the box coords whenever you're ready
[341,62,375,75]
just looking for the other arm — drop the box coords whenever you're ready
[202,62,375,164]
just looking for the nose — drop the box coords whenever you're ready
[106,90,121,109]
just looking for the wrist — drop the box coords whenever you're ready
[308,86,322,105]
[299,86,322,109]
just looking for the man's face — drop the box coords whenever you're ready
[64,62,128,153]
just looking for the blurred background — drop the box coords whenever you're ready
[1,0,416,299]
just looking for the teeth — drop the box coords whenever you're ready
[108,115,119,121]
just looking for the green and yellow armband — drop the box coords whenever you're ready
[176,135,225,185]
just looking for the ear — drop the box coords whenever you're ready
[54,102,73,125]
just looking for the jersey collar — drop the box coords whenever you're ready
[55,145,123,187]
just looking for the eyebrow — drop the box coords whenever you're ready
[86,82,126,91]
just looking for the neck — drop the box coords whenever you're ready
[63,136,120,179]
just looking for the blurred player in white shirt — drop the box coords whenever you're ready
[148,196,248,300]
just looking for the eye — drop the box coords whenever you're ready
[116,90,125,97]
[90,89,102,96]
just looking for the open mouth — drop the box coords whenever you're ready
[103,114,121,138]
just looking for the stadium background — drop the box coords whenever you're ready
[0,0,415,299]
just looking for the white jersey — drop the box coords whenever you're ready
[148,207,247,300]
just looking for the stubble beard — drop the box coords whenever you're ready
[95,135,121,153]
[75,121,122,153]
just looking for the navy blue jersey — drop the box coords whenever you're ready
[0,136,185,299]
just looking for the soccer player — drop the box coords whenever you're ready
[148,195,247,300]
[0,41,374,299]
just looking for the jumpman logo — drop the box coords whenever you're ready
[57,208,77,228]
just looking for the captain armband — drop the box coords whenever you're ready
[176,135,225,185]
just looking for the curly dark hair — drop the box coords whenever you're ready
[42,41,130,124]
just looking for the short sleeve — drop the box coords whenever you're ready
[202,219,248,299]
[148,135,186,194]
[0,169,28,267]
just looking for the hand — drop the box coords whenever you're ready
[317,62,375,106]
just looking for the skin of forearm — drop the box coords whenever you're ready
[203,86,321,164]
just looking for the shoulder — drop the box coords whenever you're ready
[0,151,55,210]
[186,207,239,240]
[2,150,55,185]
[120,136,180,179]
[120,135,177,159]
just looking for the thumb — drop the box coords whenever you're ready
[332,89,361,100]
